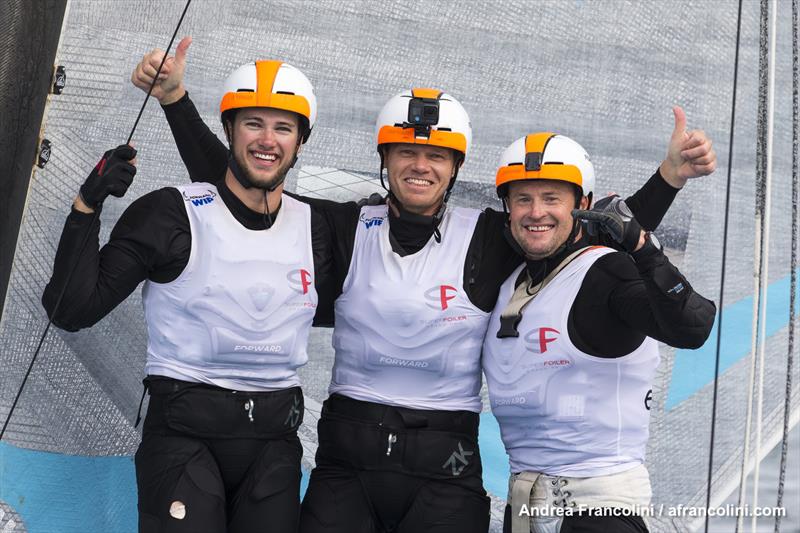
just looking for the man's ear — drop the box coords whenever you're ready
[579,195,590,210]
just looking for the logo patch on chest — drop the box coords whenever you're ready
[183,189,217,206]
[359,212,386,229]
[524,327,560,354]
[424,285,458,311]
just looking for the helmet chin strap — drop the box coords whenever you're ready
[548,217,583,258]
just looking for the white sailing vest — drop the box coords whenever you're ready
[142,184,317,391]
[330,205,489,412]
[482,247,660,477]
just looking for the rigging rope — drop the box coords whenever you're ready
[0,0,193,442]
[737,0,772,530]
[751,0,779,527]
[704,0,744,529]
[774,0,799,530]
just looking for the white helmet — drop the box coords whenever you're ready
[495,132,594,199]
[220,60,317,143]
[375,88,471,158]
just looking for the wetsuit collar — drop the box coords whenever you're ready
[217,178,281,230]
[522,233,591,286]
[386,198,441,255]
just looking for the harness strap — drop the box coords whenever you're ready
[510,471,541,533]
[498,246,598,338]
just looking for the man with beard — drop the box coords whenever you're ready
[130,38,716,532]
[482,133,716,533]
[42,59,333,532]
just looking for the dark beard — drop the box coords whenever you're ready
[231,150,291,192]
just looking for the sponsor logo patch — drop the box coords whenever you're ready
[523,327,560,354]
[378,356,429,368]
[359,212,387,229]
[183,189,217,206]
[424,285,458,311]
[287,268,313,295]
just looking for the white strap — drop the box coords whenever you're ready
[510,471,542,533]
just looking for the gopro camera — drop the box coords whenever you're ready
[407,97,439,133]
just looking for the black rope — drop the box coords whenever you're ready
[0,0,193,442]
[126,1,192,145]
[703,1,744,530]
[774,0,798,530]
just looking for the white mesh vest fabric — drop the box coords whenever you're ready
[483,247,660,477]
[142,184,317,391]
[330,205,489,412]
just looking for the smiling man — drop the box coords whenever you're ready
[482,133,717,533]
[130,39,718,532]
[43,60,332,533]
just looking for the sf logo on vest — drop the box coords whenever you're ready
[286,269,313,295]
[425,285,458,311]
[524,327,560,354]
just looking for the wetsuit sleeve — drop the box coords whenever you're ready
[568,251,716,358]
[161,92,228,183]
[463,209,524,312]
[41,188,190,331]
[622,168,680,231]
[285,192,360,327]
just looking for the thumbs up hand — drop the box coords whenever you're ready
[659,106,717,188]
[130,36,192,105]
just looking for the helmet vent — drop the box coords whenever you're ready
[237,89,255,93]
[275,91,296,95]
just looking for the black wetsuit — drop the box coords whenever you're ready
[151,92,694,533]
[42,179,342,533]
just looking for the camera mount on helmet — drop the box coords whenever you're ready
[403,96,440,137]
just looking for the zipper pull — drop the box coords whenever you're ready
[386,433,397,456]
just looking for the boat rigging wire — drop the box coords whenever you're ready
[0,0,193,442]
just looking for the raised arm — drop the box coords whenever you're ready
[42,147,188,330]
[131,36,228,183]
[571,197,716,354]
[623,106,716,230]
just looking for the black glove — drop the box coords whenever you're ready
[356,192,387,208]
[572,195,642,252]
[79,144,137,209]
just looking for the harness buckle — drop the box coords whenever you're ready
[244,399,255,422]
[386,433,397,456]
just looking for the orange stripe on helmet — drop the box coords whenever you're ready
[377,125,467,154]
[496,163,584,189]
[411,88,443,99]
[495,132,584,192]
[219,60,312,120]
[255,60,281,106]
[524,132,555,155]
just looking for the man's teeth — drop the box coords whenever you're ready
[525,225,553,232]
[253,153,276,161]
[406,178,432,186]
